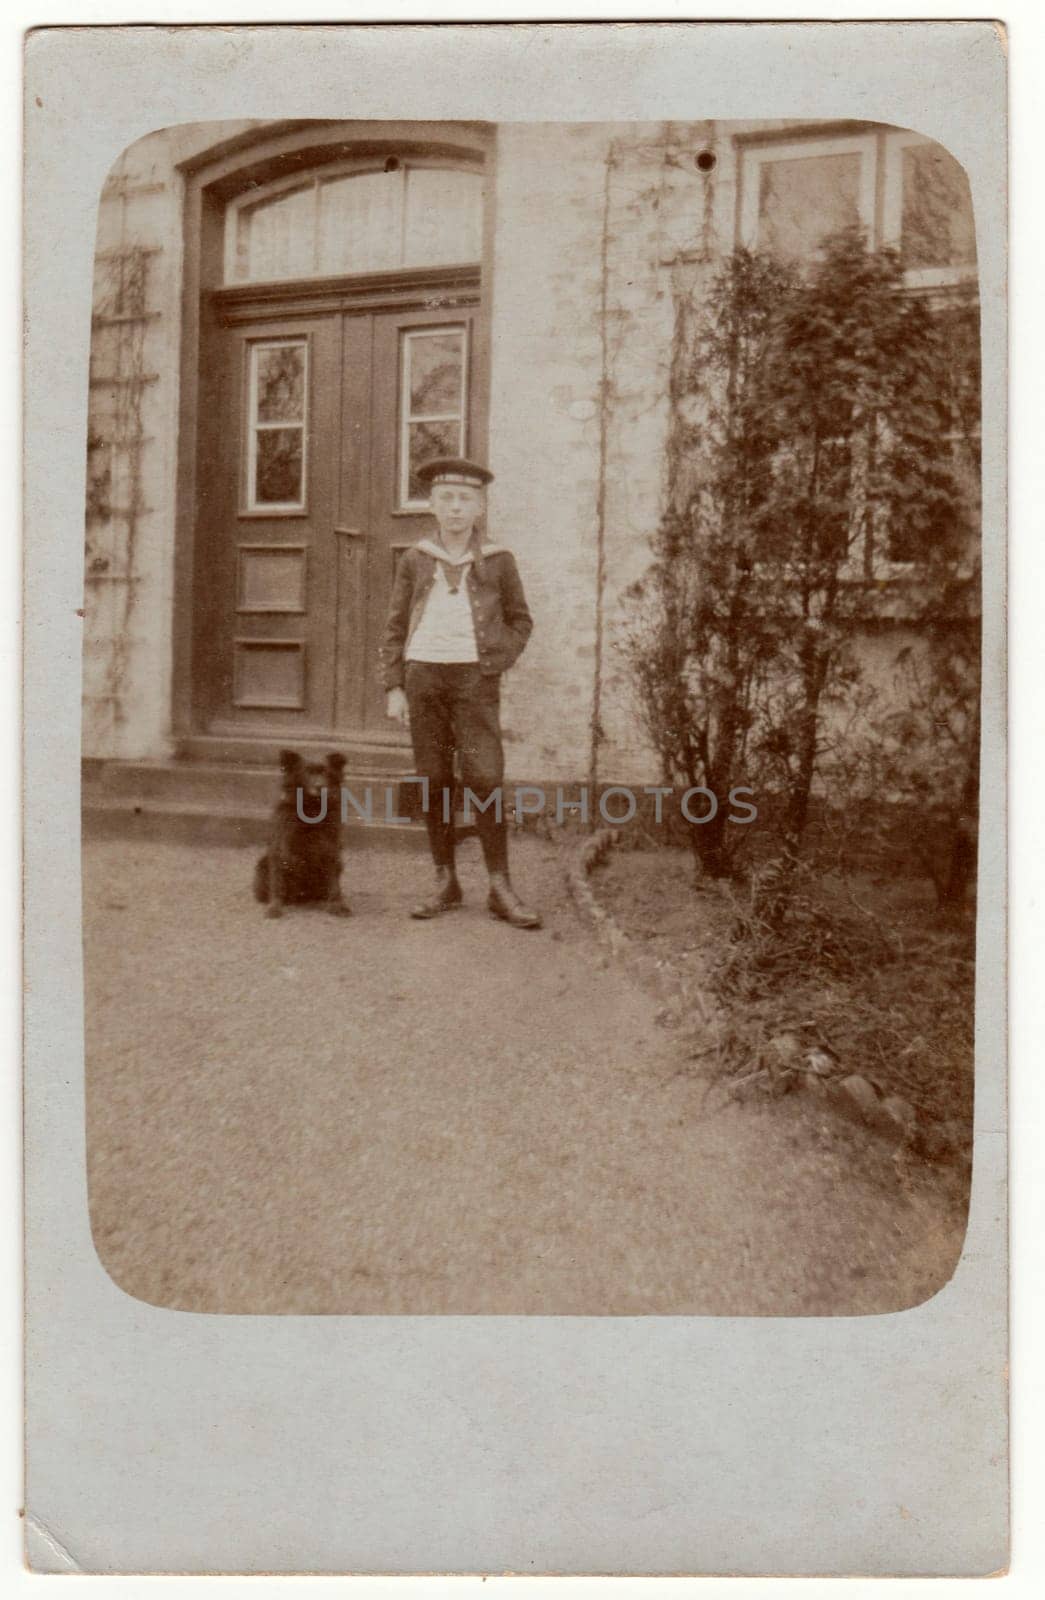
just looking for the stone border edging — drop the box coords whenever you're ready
[565,831,971,1171]
[565,828,698,1002]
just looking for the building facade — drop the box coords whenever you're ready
[83,119,978,801]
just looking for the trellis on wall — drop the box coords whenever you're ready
[85,232,158,734]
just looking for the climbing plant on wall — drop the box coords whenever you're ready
[85,240,155,726]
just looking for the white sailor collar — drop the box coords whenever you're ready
[415,537,508,564]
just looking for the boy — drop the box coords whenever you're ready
[380,456,541,929]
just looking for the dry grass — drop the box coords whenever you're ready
[595,845,975,1128]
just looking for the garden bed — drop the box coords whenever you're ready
[592,842,975,1138]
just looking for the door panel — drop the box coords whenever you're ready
[197,293,480,737]
[202,313,341,732]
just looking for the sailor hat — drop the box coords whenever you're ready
[415,455,494,489]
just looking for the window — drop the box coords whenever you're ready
[226,162,483,285]
[738,127,979,578]
[754,432,859,574]
[739,133,877,265]
[398,325,469,509]
[245,339,308,513]
[813,436,857,564]
[738,128,976,287]
[884,301,981,565]
[882,132,977,288]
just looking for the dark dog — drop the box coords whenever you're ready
[253,750,350,919]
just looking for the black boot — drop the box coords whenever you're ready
[410,865,463,920]
[487,871,542,930]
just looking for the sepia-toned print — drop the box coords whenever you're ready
[82,118,981,1316]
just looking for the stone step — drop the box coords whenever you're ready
[81,795,433,851]
[81,755,438,849]
[177,732,415,775]
[88,758,413,812]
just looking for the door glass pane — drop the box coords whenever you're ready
[235,185,315,283]
[901,144,976,270]
[757,151,862,261]
[255,430,304,506]
[406,420,463,502]
[399,326,467,506]
[404,168,483,266]
[248,341,307,510]
[408,330,465,415]
[256,345,305,423]
[317,171,404,276]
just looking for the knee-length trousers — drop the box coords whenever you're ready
[404,661,508,874]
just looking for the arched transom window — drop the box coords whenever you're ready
[224,159,484,285]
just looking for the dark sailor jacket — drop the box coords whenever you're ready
[380,537,534,692]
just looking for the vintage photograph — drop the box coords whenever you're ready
[80,116,981,1317]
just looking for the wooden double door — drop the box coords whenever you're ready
[195,290,481,737]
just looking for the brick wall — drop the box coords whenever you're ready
[485,124,605,786]
[489,122,810,786]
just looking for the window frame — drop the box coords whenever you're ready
[396,321,471,513]
[881,129,977,290]
[242,335,310,517]
[736,128,980,581]
[737,131,879,259]
[737,127,976,293]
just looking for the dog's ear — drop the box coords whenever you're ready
[279,748,303,775]
[326,752,346,778]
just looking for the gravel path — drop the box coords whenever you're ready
[84,836,966,1315]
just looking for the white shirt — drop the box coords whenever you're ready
[405,559,479,664]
